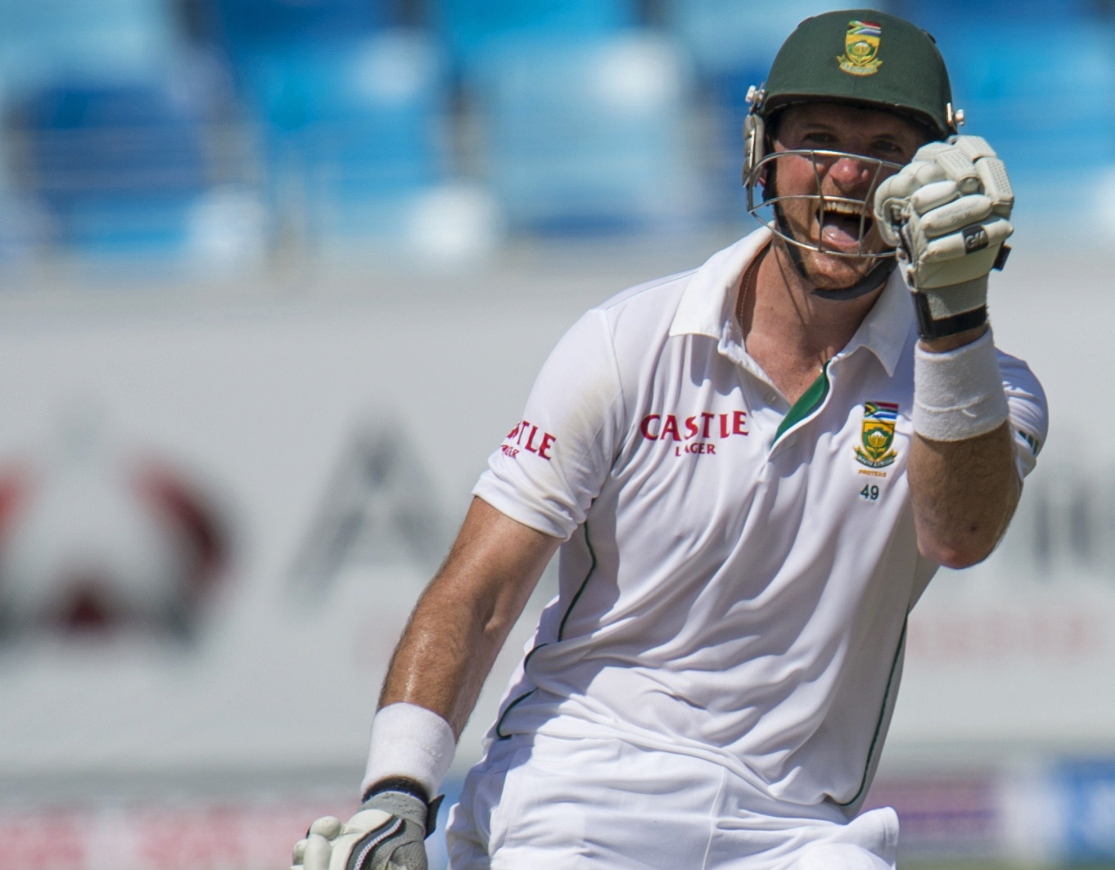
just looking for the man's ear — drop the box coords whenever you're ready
[761,159,777,203]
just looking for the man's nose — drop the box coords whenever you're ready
[827,155,874,190]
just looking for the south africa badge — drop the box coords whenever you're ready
[838,20,883,76]
[855,401,899,469]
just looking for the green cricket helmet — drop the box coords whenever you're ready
[753,9,960,141]
[742,9,964,273]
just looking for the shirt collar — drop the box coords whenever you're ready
[668,229,769,342]
[668,228,914,378]
[839,264,915,377]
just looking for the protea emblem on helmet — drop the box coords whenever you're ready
[855,401,899,468]
[838,20,883,77]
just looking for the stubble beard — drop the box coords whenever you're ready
[772,191,889,292]
[797,245,885,292]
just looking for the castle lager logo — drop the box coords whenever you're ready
[855,401,899,469]
[838,20,883,77]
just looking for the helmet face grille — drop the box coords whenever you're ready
[745,148,903,259]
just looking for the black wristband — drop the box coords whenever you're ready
[361,776,445,837]
[912,294,988,341]
[362,775,429,805]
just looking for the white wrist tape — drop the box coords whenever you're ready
[914,328,1009,442]
[361,702,456,800]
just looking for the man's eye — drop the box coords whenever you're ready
[872,141,904,156]
[804,133,836,145]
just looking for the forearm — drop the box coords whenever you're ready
[909,325,1019,567]
[909,422,1019,567]
[379,497,558,737]
[378,570,519,738]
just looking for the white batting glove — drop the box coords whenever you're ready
[874,135,1013,339]
[292,789,433,870]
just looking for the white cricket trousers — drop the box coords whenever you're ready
[446,733,898,870]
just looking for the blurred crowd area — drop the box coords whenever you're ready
[0,0,1113,275]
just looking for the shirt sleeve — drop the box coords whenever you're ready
[997,350,1048,480]
[472,308,626,540]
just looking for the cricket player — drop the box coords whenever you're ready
[294,9,1047,869]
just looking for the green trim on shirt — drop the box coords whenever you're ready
[496,522,598,741]
[558,521,598,642]
[836,618,908,809]
[774,361,831,441]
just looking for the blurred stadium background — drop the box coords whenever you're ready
[0,0,1110,868]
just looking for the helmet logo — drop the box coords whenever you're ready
[838,20,883,77]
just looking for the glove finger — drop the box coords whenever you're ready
[309,816,343,839]
[875,167,948,244]
[930,147,982,194]
[906,159,950,197]
[292,838,308,869]
[875,159,942,203]
[302,833,334,870]
[875,215,901,247]
[872,188,903,241]
[907,179,959,216]
[975,157,1014,207]
[918,216,1013,265]
[952,134,998,162]
[918,194,994,238]
[873,174,902,209]
[912,141,953,162]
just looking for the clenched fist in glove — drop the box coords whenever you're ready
[873,135,1013,339]
[292,782,441,870]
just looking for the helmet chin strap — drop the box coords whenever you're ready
[771,201,897,301]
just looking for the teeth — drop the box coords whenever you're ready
[821,199,870,217]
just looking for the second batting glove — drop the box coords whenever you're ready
[292,782,440,870]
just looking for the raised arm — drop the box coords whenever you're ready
[907,325,1019,568]
[875,137,1027,569]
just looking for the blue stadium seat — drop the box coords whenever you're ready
[902,0,1094,25]
[0,151,39,262]
[935,23,1115,175]
[12,76,214,252]
[666,0,883,81]
[472,32,696,232]
[434,0,636,73]
[209,0,385,65]
[0,0,246,257]
[0,0,177,98]
[241,31,450,240]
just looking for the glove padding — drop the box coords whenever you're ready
[873,135,1013,330]
[292,790,430,870]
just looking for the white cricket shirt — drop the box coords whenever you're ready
[472,228,1047,814]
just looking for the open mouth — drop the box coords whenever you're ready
[816,197,874,252]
